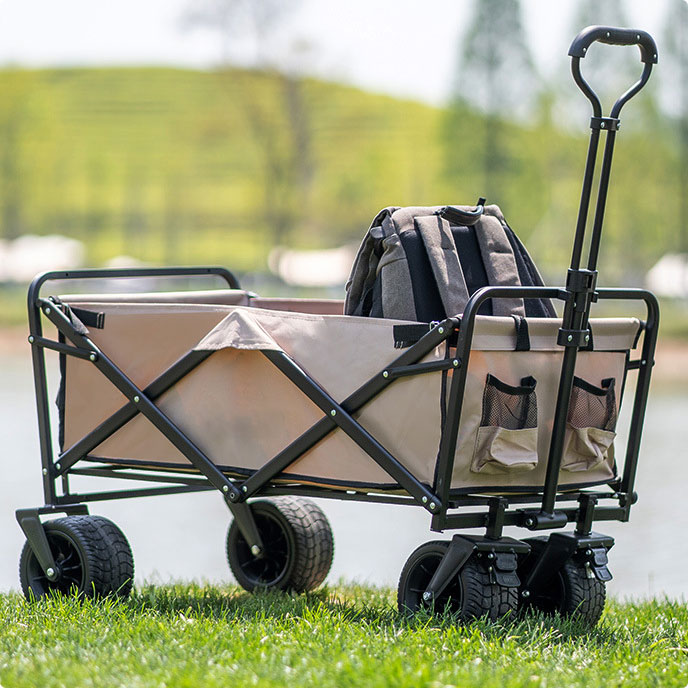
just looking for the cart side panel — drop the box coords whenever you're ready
[450,349,626,491]
[62,302,446,487]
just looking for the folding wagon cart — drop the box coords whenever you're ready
[17,27,659,628]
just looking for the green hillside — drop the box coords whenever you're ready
[0,66,677,281]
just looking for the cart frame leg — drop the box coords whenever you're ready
[521,530,614,600]
[422,534,530,604]
[16,505,89,580]
[224,500,265,556]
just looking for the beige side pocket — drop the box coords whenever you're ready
[562,376,617,472]
[470,374,539,474]
[562,426,616,472]
[471,426,539,474]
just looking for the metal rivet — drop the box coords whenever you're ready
[488,566,493,572]
[600,122,605,128]
[452,359,459,367]
[637,35,640,41]
[89,353,96,362]
[567,334,573,342]
[42,468,48,476]
[522,590,530,599]
[28,335,34,344]
[525,518,535,527]
[45,307,51,315]
[222,485,229,493]
[487,552,494,560]
[429,502,436,510]
[583,47,587,53]
[421,496,428,504]
[382,371,389,378]
[585,334,589,342]
[606,32,610,38]
[422,591,433,602]
[585,549,592,556]
[46,567,55,578]
[330,409,336,417]
[438,327,444,334]
[55,463,61,471]
[242,486,247,492]
[250,545,262,556]
[641,360,646,366]
[133,395,140,403]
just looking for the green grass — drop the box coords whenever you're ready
[1,584,686,687]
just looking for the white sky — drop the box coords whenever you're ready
[0,0,669,104]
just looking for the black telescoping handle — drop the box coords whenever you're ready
[569,26,657,64]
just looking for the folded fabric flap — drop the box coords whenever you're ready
[194,308,282,352]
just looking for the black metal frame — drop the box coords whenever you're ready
[17,26,659,599]
[16,272,658,575]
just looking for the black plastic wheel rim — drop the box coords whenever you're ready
[25,532,85,597]
[233,512,292,587]
[403,548,463,614]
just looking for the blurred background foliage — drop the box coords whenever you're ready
[0,0,686,315]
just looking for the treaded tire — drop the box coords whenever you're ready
[559,558,606,627]
[397,540,518,622]
[19,515,134,601]
[523,557,606,629]
[226,497,334,593]
[522,556,607,628]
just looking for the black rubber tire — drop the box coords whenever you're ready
[525,557,606,629]
[19,515,134,601]
[226,497,334,593]
[397,540,518,622]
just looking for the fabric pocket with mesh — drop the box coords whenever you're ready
[471,374,539,474]
[562,377,617,472]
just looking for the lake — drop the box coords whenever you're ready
[1,347,685,599]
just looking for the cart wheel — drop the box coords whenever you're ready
[226,497,334,593]
[524,557,606,628]
[19,515,134,601]
[397,540,517,622]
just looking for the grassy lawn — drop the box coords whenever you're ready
[0,584,686,687]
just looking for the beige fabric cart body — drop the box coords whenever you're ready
[58,290,640,497]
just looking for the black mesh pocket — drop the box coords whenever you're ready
[568,377,617,432]
[562,377,617,473]
[481,375,537,430]
[471,375,539,474]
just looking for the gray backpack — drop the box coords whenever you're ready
[344,202,555,324]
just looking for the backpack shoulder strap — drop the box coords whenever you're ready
[474,205,526,317]
[412,212,470,318]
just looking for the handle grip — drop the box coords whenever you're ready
[569,26,657,64]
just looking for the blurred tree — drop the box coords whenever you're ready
[444,0,538,204]
[183,0,314,247]
[662,0,688,253]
